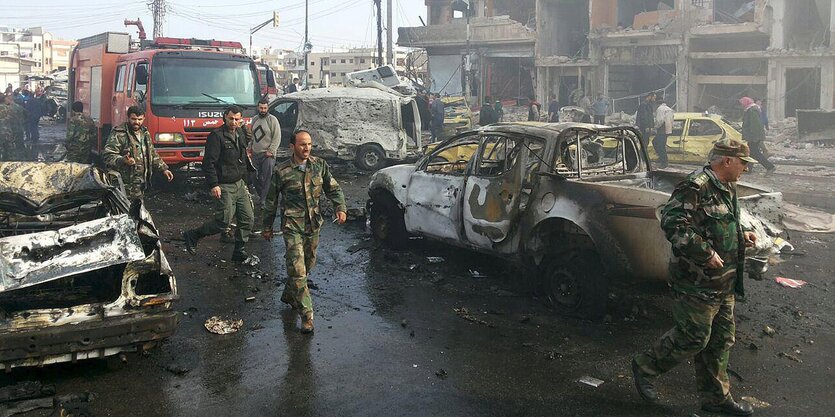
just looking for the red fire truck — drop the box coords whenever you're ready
[69,32,260,168]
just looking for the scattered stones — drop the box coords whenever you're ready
[435,369,448,379]
[762,325,777,336]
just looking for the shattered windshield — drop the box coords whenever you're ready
[555,130,645,178]
[151,57,259,106]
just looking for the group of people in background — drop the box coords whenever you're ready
[0,83,46,161]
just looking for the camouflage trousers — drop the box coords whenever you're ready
[190,180,254,258]
[281,225,320,317]
[633,292,736,406]
[65,136,93,163]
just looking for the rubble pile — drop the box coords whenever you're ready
[767,117,798,144]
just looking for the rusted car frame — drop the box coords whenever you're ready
[0,162,178,370]
[368,123,783,317]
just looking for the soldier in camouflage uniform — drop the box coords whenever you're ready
[0,93,27,161]
[262,129,347,334]
[102,106,173,200]
[64,101,97,163]
[632,140,759,416]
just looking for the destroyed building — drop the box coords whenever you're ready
[397,0,537,101]
[403,0,834,121]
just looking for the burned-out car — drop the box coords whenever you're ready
[0,162,178,369]
[368,122,783,318]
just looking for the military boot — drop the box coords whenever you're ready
[231,242,248,263]
[632,359,658,403]
[182,230,199,254]
[300,311,314,334]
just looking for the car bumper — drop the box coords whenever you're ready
[0,310,178,370]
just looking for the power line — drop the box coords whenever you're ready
[148,0,167,38]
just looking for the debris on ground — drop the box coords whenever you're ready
[762,325,777,336]
[242,255,261,267]
[204,316,244,334]
[778,351,803,363]
[427,257,445,264]
[468,269,487,278]
[165,364,191,376]
[346,207,367,221]
[0,381,92,417]
[435,369,448,380]
[775,277,807,288]
[741,396,771,408]
[577,376,605,387]
[245,297,256,302]
[400,319,408,328]
[453,307,489,326]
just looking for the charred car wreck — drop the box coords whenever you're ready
[0,162,178,369]
[368,122,784,318]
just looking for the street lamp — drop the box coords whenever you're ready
[451,0,472,118]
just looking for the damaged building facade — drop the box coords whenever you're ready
[398,0,537,102]
[404,0,835,121]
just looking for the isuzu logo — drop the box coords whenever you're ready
[198,111,223,118]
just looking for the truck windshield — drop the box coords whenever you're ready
[151,57,258,106]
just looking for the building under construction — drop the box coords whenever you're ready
[399,0,835,121]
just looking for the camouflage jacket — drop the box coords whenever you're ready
[64,112,97,163]
[0,103,26,140]
[263,156,347,233]
[102,123,168,187]
[661,166,747,300]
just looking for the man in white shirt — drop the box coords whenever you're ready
[653,99,674,168]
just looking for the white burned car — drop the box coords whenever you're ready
[271,86,422,171]
[0,162,178,369]
[368,122,784,317]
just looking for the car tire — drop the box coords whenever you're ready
[542,250,607,319]
[369,195,408,249]
[355,144,386,172]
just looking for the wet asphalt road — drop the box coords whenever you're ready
[2,124,835,417]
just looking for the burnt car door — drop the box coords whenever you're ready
[404,133,479,241]
[461,133,527,251]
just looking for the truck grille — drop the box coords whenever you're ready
[183,127,214,143]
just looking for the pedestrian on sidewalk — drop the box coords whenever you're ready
[249,98,282,211]
[653,99,674,168]
[740,96,775,175]
[261,130,347,334]
[632,139,758,417]
[183,105,256,262]
[102,106,173,200]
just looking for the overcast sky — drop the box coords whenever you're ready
[4,0,426,52]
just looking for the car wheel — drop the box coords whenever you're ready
[369,195,407,249]
[542,250,607,319]
[355,144,386,171]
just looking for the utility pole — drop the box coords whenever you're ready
[303,0,312,89]
[375,0,383,66]
[386,0,394,66]
[147,0,166,39]
[250,12,280,59]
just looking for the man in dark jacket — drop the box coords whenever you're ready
[183,105,256,262]
[478,100,497,126]
[636,93,656,149]
[739,97,775,174]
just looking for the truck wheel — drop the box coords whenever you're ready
[369,195,407,249]
[542,250,607,319]
[355,144,386,171]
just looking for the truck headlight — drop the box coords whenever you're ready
[156,133,184,143]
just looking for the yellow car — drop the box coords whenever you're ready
[647,113,743,164]
[441,96,473,138]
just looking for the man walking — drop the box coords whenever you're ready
[636,93,656,149]
[102,106,173,200]
[64,101,97,163]
[262,130,346,334]
[632,139,758,416]
[653,99,674,168]
[23,90,42,146]
[183,105,256,262]
[249,98,282,210]
[740,97,775,175]
[429,93,445,142]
